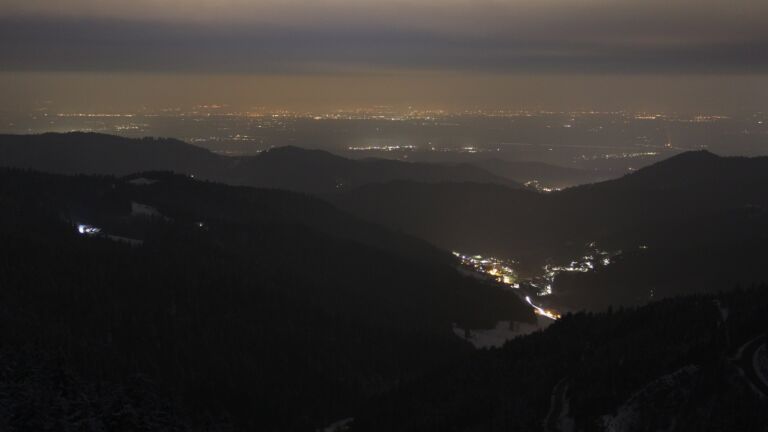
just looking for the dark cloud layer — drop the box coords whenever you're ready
[2,1,768,112]
[1,11,767,74]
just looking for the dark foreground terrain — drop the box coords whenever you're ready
[0,168,530,430]
[1,134,767,431]
[351,287,768,431]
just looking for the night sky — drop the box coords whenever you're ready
[2,0,768,111]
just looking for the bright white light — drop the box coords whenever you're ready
[77,224,101,235]
[525,296,560,320]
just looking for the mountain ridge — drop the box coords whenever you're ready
[0,132,521,193]
[0,167,533,430]
[334,150,768,310]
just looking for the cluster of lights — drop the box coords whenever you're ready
[455,248,629,321]
[454,251,560,319]
[534,261,593,297]
[428,146,499,154]
[47,109,741,123]
[579,152,660,161]
[114,124,146,131]
[347,145,416,151]
[57,113,135,118]
[693,115,729,122]
[527,243,618,297]
[524,180,562,193]
[525,296,561,320]
[346,144,495,154]
[453,252,519,287]
[77,224,101,235]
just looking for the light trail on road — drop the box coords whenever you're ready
[526,296,561,320]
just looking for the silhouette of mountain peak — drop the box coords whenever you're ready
[657,149,718,164]
[599,150,768,190]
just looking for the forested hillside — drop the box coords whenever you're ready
[335,152,768,310]
[0,169,531,430]
[0,133,519,193]
[352,287,768,431]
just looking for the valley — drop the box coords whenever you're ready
[1,133,768,430]
[4,0,768,427]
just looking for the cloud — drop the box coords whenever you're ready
[1,0,767,74]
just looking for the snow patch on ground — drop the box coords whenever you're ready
[733,334,763,361]
[453,317,552,348]
[128,177,157,186]
[105,235,143,247]
[602,365,698,432]
[131,202,163,218]
[319,417,353,432]
[754,344,768,390]
[714,300,729,322]
[557,397,574,432]
[544,379,574,432]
